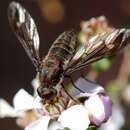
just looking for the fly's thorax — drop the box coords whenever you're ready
[39,55,64,87]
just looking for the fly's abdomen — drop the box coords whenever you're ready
[49,30,77,66]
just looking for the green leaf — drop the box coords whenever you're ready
[87,125,97,130]
[64,127,70,130]
[91,57,112,71]
[77,32,84,50]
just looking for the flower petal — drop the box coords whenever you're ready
[13,89,35,111]
[85,95,105,125]
[48,120,64,130]
[85,94,112,126]
[25,116,50,130]
[100,95,112,121]
[33,96,43,109]
[0,98,22,118]
[58,105,90,130]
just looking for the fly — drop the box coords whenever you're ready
[8,1,130,102]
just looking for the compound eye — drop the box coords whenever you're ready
[43,70,49,78]
[40,69,49,81]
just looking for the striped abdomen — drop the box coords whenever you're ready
[49,30,77,67]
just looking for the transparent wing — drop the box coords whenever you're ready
[65,28,130,74]
[8,2,41,68]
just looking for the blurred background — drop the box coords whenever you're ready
[0,0,130,130]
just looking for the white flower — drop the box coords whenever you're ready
[13,89,42,111]
[13,89,41,128]
[0,77,112,130]
[25,93,112,130]
[13,89,35,111]
[0,89,40,128]
[25,116,51,130]
[26,105,90,130]
[0,98,22,118]
[24,77,112,130]
[58,105,90,130]
[84,94,112,126]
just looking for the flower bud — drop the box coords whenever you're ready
[84,94,112,126]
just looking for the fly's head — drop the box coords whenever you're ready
[37,86,57,101]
